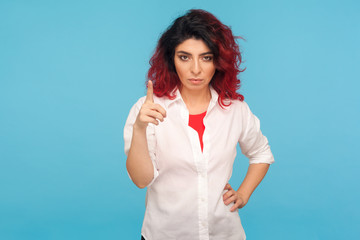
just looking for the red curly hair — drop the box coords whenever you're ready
[147,9,244,107]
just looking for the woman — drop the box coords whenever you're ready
[124,9,274,240]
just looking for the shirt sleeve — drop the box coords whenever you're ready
[123,97,159,187]
[238,102,275,165]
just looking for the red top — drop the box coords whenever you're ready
[188,111,206,152]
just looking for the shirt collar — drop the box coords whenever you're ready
[162,86,219,108]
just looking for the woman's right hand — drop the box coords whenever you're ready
[134,80,167,130]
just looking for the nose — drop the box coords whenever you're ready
[190,59,201,75]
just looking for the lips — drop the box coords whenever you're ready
[189,78,203,84]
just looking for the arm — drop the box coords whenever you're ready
[126,81,166,188]
[126,125,155,189]
[223,102,274,211]
[223,163,270,211]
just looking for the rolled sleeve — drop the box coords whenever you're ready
[123,97,159,187]
[238,102,275,165]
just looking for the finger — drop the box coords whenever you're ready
[223,189,235,201]
[151,104,167,118]
[140,108,165,122]
[224,195,236,205]
[140,116,159,126]
[145,80,154,103]
[224,183,232,190]
[230,204,239,212]
[145,109,165,122]
[231,198,244,211]
[141,105,164,120]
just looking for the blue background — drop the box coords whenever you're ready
[1,0,359,239]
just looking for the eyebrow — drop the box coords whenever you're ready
[176,50,213,56]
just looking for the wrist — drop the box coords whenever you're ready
[133,122,147,133]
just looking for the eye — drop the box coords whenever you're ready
[179,55,189,61]
[203,56,213,61]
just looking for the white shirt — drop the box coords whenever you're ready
[124,87,274,240]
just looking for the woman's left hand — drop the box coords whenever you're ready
[223,183,248,212]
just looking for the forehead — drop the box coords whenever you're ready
[175,38,212,54]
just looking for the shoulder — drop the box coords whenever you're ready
[230,99,249,108]
[222,99,251,113]
[133,96,146,108]
[219,100,257,123]
[125,96,147,119]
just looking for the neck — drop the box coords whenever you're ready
[179,86,211,114]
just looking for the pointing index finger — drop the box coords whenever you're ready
[146,80,154,103]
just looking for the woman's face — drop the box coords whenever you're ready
[174,38,216,94]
